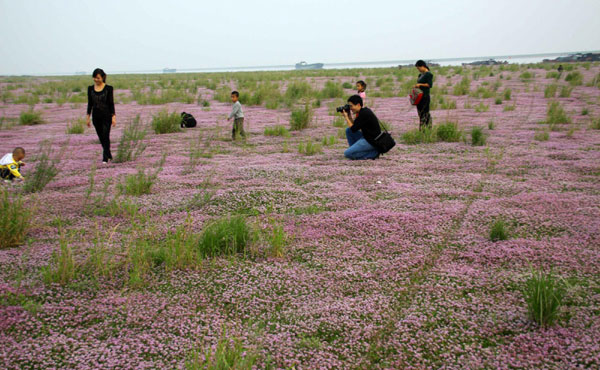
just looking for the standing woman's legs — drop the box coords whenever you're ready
[93,115,112,161]
[417,95,432,130]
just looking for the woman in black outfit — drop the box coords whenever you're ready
[86,68,116,163]
[414,60,433,129]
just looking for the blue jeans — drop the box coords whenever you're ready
[344,127,379,160]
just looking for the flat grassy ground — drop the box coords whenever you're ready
[1,63,599,369]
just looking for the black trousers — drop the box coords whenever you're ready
[93,115,113,161]
[417,94,432,129]
[0,168,17,180]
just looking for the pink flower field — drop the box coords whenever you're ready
[1,64,600,369]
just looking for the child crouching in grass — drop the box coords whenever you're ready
[0,147,26,182]
[227,91,246,140]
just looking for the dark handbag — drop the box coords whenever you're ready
[373,121,396,154]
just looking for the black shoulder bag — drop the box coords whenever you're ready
[373,121,396,154]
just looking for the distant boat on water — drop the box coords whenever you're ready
[295,61,324,70]
[163,68,176,73]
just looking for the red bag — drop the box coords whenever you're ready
[409,88,423,105]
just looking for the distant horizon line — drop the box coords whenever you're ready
[3,49,599,77]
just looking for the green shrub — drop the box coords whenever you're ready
[114,114,148,163]
[452,76,471,95]
[322,135,337,146]
[489,219,508,241]
[342,82,353,89]
[151,109,183,134]
[23,141,61,193]
[0,191,32,249]
[523,269,565,327]
[565,71,583,86]
[534,129,550,141]
[198,216,251,258]
[488,120,496,130]
[559,85,572,98]
[546,101,570,124]
[440,99,457,110]
[474,102,489,113]
[544,84,558,98]
[147,221,202,271]
[290,104,312,131]
[19,110,44,125]
[118,155,165,195]
[66,118,86,134]
[546,71,560,79]
[332,116,346,127]
[42,236,76,285]
[470,126,487,146]
[319,81,344,99]
[503,88,512,101]
[298,140,322,155]
[581,108,588,116]
[401,127,438,144]
[590,117,600,130]
[436,121,463,142]
[495,97,503,105]
[264,125,290,137]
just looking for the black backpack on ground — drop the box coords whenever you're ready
[181,112,197,128]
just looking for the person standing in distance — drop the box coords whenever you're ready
[414,60,433,129]
[86,68,116,164]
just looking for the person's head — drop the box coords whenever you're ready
[347,95,363,113]
[13,147,25,161]
[92,68,106,84]
[356,80,367,92]
[231,91,239,102]
[415,60,429,73]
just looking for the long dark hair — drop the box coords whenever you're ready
[92,68,107,83]
[415,60,429,71]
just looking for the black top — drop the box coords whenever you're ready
[350,107,382,147]
[87,85,115,116]
[417,71,434,96]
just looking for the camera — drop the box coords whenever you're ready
[336,104,350,113]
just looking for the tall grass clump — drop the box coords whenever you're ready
[297,140,323,156]
[452,76,471,95]
[198,216,251,258]
[186,336,258,370]
[66,118,86,134]
[545,101,571,124]
[401,126,438,144]
[534,129,550,141]
[565,71,583,86]
[470,126,487,146]
[290,104,313,131]
[559,85,572,98]
[0,190,32,249]
[436,121,463,142]
[523,269,565,327]
[319,81,344,99]
[19,110,44,125]
[114,114,147,163]
[118,155,165,195]
[147,221,202,271]
[264,125,290,137]
[42,235,76,285]
[503,88,512,100]
[489,219,508,241]
[544,84,558,98]
[590,117,600,130]
[23,141,61,193]
[151,109,183,134]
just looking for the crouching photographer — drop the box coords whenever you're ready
[339,95,395,160]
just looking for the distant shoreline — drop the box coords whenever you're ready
[4,50,600,77]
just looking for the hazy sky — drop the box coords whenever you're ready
[1,0,599,75]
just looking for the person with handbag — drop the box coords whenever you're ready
[340,95,385,160]
[414,60,433,129]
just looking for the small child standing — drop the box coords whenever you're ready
[357,80,367,108]
[227,91,245,140]
[0,147,26,182]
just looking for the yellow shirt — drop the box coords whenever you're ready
[0,153,23,178]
